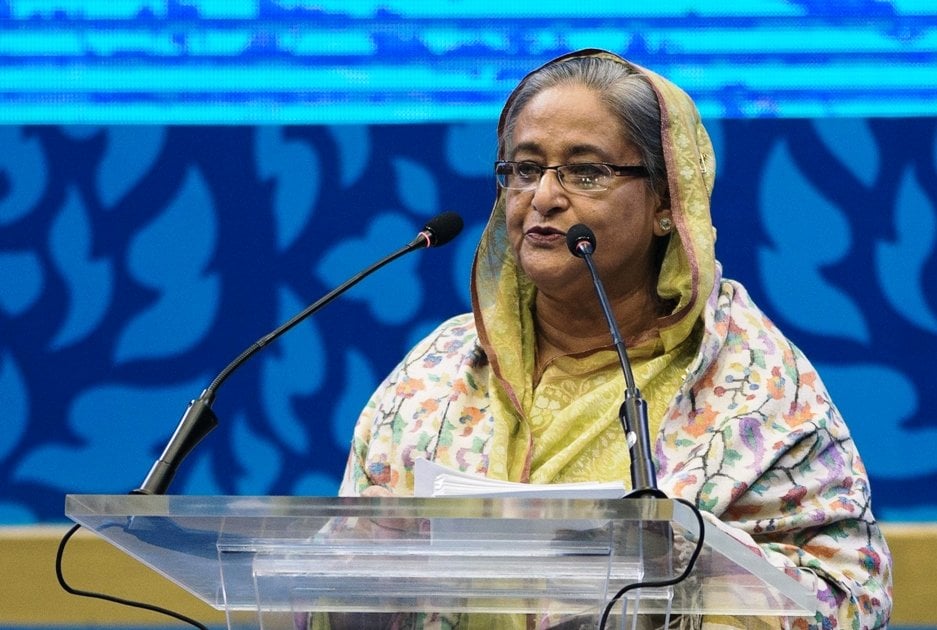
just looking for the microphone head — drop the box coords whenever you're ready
[566,224,596,257]
[421,211,464,247]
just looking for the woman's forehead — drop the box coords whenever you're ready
[510,86,634,159]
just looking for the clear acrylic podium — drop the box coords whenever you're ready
[65,494,814,629]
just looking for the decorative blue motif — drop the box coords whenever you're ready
[115,166,220,362]
[392,157,439,216]
[97,126,167,208]
[231,411,281,495]
[0,251,43,316]
[819,363,937,496]
[15,377,210,493]
[315,211,426,325]
[48,187,113,350]
[255,127,320,251]
[452,221,486,310]
[180,448,223,496]
[329,348,378,452]
[758,139,870,342]
[326,125,372,188]
[875,168,937,333]
[0,353,28,469]
[0,127,46,225]
[812,119,879,187]
[445,123,496,178]
[260,285,326,453]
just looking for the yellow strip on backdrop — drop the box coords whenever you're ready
[0,524,930,626]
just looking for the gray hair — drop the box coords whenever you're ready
[499,56,667,203]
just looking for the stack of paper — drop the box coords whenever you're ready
[414,458,625,499]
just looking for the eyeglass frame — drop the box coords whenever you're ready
[494,160,649,194]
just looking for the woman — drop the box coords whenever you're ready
[340,50,892,628]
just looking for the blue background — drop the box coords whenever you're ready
[1,1,936,528]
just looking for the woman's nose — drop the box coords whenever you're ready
[531,169,568,215]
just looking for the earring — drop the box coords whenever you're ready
[659,217,673,232]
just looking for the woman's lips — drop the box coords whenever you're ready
[525,226,565,245]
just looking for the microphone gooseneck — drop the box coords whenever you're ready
[565,224,661,496]
[565,225,636,391]
[133,212,464,495]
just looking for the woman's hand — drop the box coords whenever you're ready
[360,485,393,497]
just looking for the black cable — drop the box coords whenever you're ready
[55,522,209,630]
[598,497,706,630]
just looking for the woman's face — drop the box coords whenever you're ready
[504,82,670,304]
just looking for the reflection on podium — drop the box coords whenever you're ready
[66,494,813,629]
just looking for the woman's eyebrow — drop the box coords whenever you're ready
[566,144,615,160]
[509,141,544,159]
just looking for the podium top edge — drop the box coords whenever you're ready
[65,493,689,523]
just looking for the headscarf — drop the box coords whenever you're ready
[471,49,719,485]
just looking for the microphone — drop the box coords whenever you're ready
[565,224,662,496]
[409,210,463,248]
[133,211,464,495]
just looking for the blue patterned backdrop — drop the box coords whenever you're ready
[2,118,936,524]
[1,1,937,525]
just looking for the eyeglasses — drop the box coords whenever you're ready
[495,160,649,194]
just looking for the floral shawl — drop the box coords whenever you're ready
[339,50,892,629]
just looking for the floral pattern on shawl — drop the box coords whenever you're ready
[341,277,892,628]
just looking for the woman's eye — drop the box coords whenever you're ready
[515,163,541,179]
[567,165,601,179]
[565,165,603,187]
